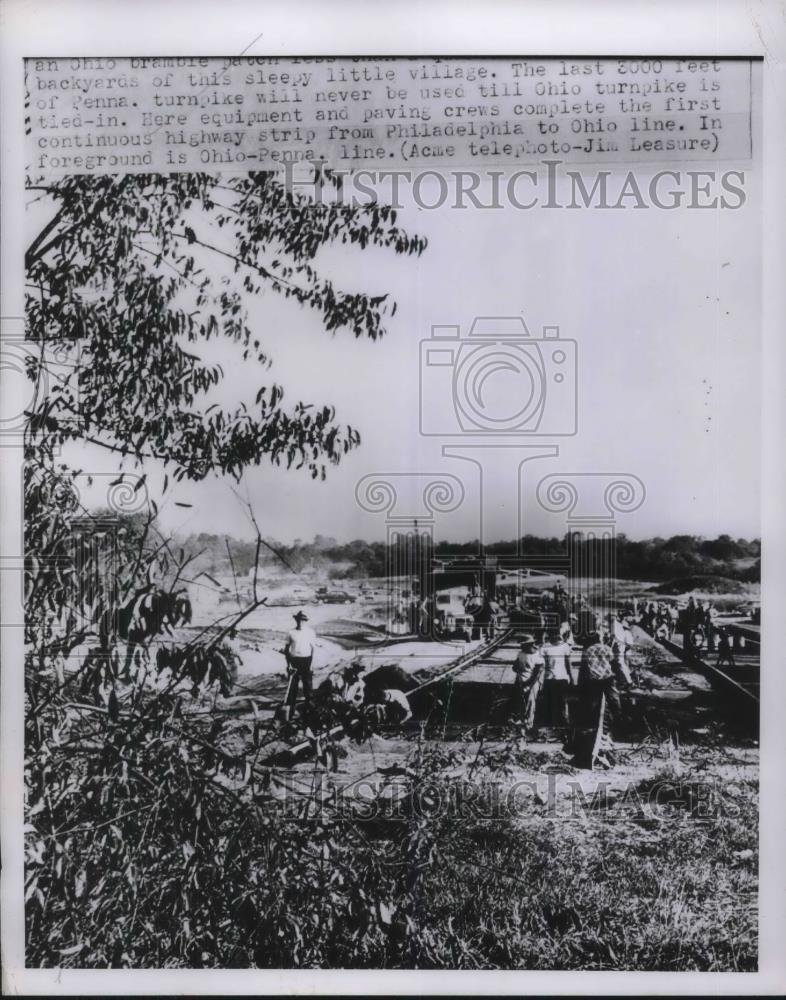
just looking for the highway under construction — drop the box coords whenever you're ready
[212,582,760,822]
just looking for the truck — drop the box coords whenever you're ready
[433,592,474,641]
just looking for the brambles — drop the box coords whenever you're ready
[24,168,428,968]
[24,728,758,969]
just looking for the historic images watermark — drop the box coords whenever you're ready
[283,161,747,211]
[258,772,753,824]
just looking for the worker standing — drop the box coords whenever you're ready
[418,596,431,637]
[686,596,697,631]
[609,618,633,687]
[667,604,679,639]
[573,630,622,769]
[716,628,736,669]
[704,602,718,651]
[473,594,498,642]
[542,628,573,728]
[510,634,544,731]
[283,610,318,720]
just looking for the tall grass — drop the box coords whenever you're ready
[26,718,757,970]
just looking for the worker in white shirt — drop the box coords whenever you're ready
[364,688,413,729]
[381,688,413,724]
[319,662,365,708]
[341,661,366,708]
[283,610,318,718]
[542,628,573,727]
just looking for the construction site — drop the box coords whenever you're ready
[199,544,759,819]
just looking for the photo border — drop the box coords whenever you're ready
[2,0,784,994]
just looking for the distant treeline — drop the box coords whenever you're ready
[179,530,760,584]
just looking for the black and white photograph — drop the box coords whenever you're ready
[2,2,785,994]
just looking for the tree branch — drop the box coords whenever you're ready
[25,205,66,269]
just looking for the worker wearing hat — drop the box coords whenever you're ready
[283,610,318,719]
[510,633,544,731]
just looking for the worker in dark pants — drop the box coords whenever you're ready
[283,610,318,720]
[716,628,736,669]
[473,594,498,642]
[573,630,623,769]
[704,602,718,652]
[510,634,545,731]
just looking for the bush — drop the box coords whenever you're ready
[26,725,758,970]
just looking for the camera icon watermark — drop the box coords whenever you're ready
[419,316,578,438]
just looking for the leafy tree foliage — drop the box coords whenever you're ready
[26,171,426,480]
[24,168,426,966]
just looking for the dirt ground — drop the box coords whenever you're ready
[199,586,758,840]
[183,583,759,970]
[198,601,758,971]
[211,614,758,814]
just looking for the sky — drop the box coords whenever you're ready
[64,161,761,545]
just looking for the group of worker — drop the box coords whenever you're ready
[462,585,581,643]
[281,593,638,769]
[392,580,599,645]
[392,597,428,635]
[280,610,413,737]
[510,622,634,767]
[626,594,738,667]
[630,598,680,641]
[392,592,502,639]
[676,595,720,654]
